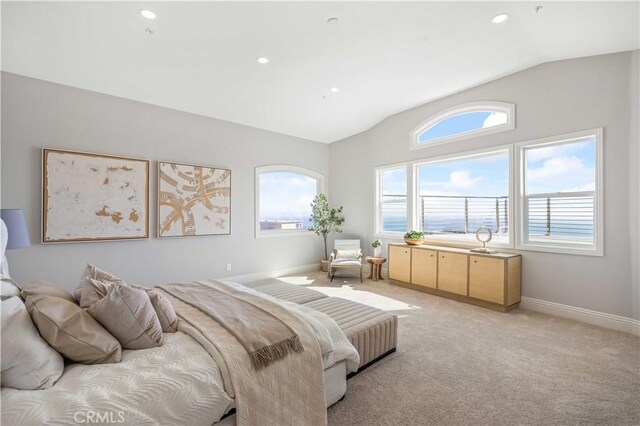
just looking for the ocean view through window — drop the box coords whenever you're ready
[255,166,323,237]
[377,166,407,234]
[417,150,510,245]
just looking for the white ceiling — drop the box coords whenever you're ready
[2,2,639,143]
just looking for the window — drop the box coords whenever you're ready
[375,166,408,235]
[517,129,603,255]
[255,166,323,238]
[416,149,511,246]
[410,102,515,150]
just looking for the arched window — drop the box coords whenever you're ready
[255,165,324,238]
[411,102,515,149]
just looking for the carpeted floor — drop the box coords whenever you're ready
[251,271,640,425]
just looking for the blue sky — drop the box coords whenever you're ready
[419,111,506,143]
[260,172,316,221]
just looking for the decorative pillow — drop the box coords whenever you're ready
[148,289,178,333]
[21,281,76,304]
[335,249,361,260]
[87,282,164,349]
[1,296,64,390]
[25,294,122,364]
[78,277,114,309]
[1,281,20,299]
[73,264,126,305]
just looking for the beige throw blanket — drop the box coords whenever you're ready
[158,280,327,426]
[161,280,303,369]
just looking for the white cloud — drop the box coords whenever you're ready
[482,112,507,128]
[445,171,485,189]
[526,140,594,162]
[527,156,586,180]
[565,183,596,192]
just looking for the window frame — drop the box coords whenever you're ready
[412,146,514,249]
[255,165,324,239]
[410,101,516,150]
[515,128,604,256]
[374,163,411,238]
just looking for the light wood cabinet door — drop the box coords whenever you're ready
[389,245,411,283]
[469,256,505,304]
[437,252,468,295]
[411,249,437,288]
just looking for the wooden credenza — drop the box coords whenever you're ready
[388,243,521,312]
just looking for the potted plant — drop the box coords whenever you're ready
[404,230,424,246]
[309,193,345,272]
[372,239,382,257]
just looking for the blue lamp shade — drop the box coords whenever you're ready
[0,209,30,249]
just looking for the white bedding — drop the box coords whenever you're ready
[1,332,233,425]
[1,282,360,425]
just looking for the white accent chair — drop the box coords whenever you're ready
[328,239,363,283]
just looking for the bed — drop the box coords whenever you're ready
[1,279,360,426]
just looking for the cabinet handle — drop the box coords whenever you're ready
[430,254,434,257]
[473,260,477,263]
[441,255,445,258]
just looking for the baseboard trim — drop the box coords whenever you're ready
[520,297,640,336]
[225,263,320,284]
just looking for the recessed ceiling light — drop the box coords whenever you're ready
[330,87,340,93]
[140,9,156,20]
[492,13,509,24]
[327,17,339,25]
[257,57,269,64]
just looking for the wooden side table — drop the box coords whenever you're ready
[366,256,387,282]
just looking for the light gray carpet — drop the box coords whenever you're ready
[250,271,640,425]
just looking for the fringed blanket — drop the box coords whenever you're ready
[161,280,303,369]
[158,280,327,426]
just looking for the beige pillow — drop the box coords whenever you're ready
[73,264,126,306]
[148,289,178,333]
[78,277,112,308]
[335,249,361,260]
[88,283,164,349]
[25,294,122,364]
[1,296,64,390]
[21,281,76,304]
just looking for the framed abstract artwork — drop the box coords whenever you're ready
[158,161,231,237]
[42,149,149,243]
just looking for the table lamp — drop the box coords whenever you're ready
[1,209,30,290]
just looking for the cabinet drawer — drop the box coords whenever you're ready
[437,252,468,295]
[411,249,437,288]
[469,256,505,304]
[389,245,411,283]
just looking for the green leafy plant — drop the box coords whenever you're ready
[404,230,424,239]
[371,240,382,249]
[309,193,345,260]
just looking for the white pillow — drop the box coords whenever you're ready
[1,296,64,390]
[335,249,360,260]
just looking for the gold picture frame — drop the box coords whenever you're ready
[42,148,150,243]
[157,161,231,238]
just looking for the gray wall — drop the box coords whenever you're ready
[1,72,329,290]
[330,51,640,320]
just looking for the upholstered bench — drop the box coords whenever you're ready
[303,297,397,374]
[249,282,398,374]
[247,282,328,305]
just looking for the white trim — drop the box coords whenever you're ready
[223,263,319,284]
[410,101,515,150]
[374,164,409,237]
[515,128,603,256]
[255,165,325,239]
[520,297,640,337]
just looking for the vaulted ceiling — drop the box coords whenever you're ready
[2,2,638,143]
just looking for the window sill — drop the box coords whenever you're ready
[516,242,603,257]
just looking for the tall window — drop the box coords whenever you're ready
[517,129,602,255]
[411,102,515,150]
[255,166,323,237]
[376,166,407,235]
[416,150,511,245]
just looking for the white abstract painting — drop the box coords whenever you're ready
[158,162,231,237]
[43,149,149,242]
